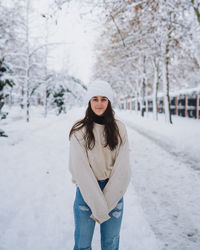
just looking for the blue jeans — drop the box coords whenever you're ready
[73,179,124,250]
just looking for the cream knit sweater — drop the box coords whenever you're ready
[68,120,131,224]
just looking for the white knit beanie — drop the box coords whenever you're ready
[85,79,113,104]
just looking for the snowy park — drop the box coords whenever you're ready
[1,107,200,250]
[1,0,200,250]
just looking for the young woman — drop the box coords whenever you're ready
[68,79,131,250]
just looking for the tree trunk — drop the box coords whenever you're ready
[152,57,159,120]
[141,56,146,117]
[44,16,49,118]
[162,49,172,124]
[20,84,24,109]
[135,78,139,115]
[25,0,30,123]
[145,88,148,117]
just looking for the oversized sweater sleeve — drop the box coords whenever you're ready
[68,132,111,224]
[103,123,131,212]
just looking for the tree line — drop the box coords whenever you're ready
[91,0,200,123]
[0,0,86,124]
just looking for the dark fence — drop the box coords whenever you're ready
[120,88,200,119]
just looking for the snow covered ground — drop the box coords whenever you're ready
[118,110,200,250]
[0,106,200,250]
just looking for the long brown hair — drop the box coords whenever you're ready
[69,101,122,151]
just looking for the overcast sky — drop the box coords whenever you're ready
[33,0,102,85]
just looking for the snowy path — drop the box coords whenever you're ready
[1,107,200,250]
[0,109,159,250]
[124,119,200,250]
[0,115,75,250]
[126,120,200,172]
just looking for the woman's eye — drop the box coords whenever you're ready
[92,98,107,102]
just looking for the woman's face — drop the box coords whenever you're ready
[90,96,109,116]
